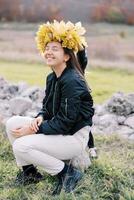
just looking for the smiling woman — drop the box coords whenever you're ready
[44,42,70,77]
[5,20,94,195]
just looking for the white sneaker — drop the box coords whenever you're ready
[88,147,98,158]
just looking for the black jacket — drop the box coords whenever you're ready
[36,64,94,135]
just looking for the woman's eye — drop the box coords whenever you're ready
[52,48,58,51]
[45,47,59,51]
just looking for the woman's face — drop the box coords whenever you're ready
[44,41,69,67]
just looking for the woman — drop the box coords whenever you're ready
[6,21,94,194]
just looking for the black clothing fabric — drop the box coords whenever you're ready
[22,164,37,175]
[88,131,94,148]
[36,66,94,135]
[77,48,88,73]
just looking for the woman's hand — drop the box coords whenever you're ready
[12,126,35,138]
[30,116,43,132]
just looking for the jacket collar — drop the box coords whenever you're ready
[53,66,72,80]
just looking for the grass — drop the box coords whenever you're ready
[0,60,134,103]
[0,125,134,200]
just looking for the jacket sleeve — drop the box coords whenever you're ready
[77,48,88,73]
[37,78,82,135]
[35,102,51,120]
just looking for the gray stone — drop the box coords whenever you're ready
[0,91,12,100]
[117,116,126,125]
[93,114,119,134]
[105,92,134,116]
[0,76,8,89]
[5,84,19,95]
[128,134,134,140]
[92,126,105,134]
[116,125,134,136]
[97,114,117,127]
[9,97,32,115]
[18,81,29,94]
[21,86,44,101]
[124,115,134,129]
[25,111,37,118]
[94,104,107,116]
[0,100,10,119]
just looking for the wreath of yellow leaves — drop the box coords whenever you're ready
[35,20,88,53]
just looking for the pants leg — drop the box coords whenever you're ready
[6,115,33,166]
[6,116,90,176]
[6,115,33,145]
[12,133,84,175]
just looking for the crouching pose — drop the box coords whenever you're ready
[6,20,94,195]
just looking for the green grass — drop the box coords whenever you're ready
[0,60,134,104]
[0,125,134,200]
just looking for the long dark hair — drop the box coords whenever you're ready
[63,47,91,92]
[63,48,84,77]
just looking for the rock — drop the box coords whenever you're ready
[0,100,10,119]
[0,77,8,89]
[18,81,29,94]
[9,97,32,115]
[94,104,107,116]
[25,111,37,118]
[124,115,134,129]
[92,126,105,134]
[4,84,19,95]
[105,92,134,116]
[128,134,134,140]
[0,81,19,100]
[0,114,4,124]
[21,86,44,101]
[117,116,126,125]
[116,125,134,137]
[93,114,119,134]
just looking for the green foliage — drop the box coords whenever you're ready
[0,127,134,200]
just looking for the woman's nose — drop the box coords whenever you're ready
[46,48,53,53]
[44,49,53,57]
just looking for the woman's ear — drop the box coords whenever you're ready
[64,54,70,62]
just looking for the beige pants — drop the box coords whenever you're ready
[6,116,91,175]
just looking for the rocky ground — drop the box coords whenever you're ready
[0,76,134,141]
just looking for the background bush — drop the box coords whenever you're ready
[91,0,134,25]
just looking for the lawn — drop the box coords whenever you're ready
[0,125,133,200]
[0,60,134,104]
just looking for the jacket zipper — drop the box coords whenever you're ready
[65,98,68,117]
[53,81,58,115]
[44,81,55,116]
[44,91,51,116]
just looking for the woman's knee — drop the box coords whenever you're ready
[6,116,20,131]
